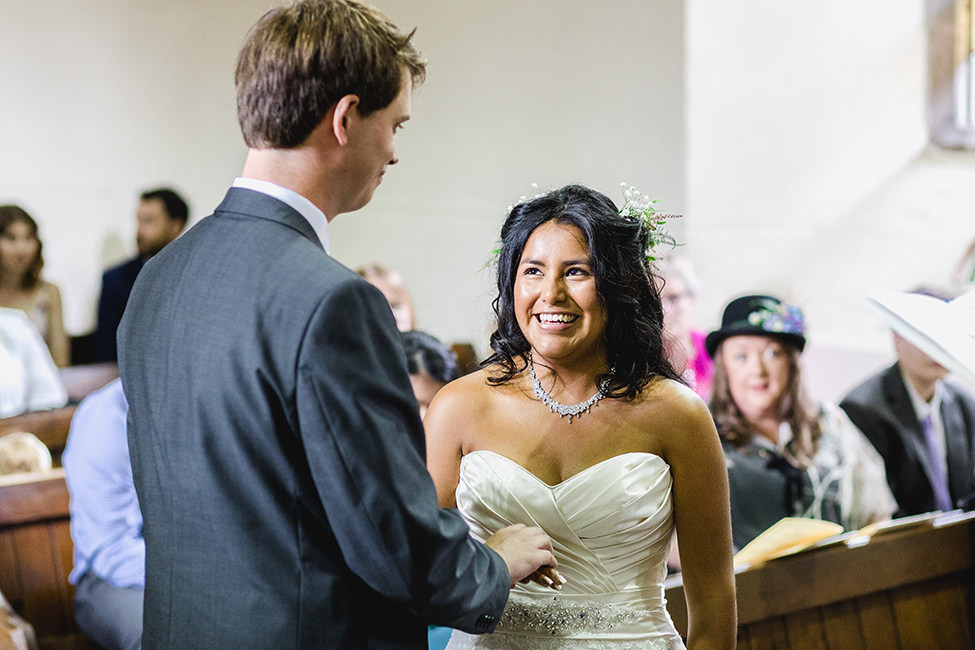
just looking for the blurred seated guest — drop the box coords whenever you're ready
[658,255,712,400]
[0,431,53,475]
[95,188,188,362]
[1,586,37,650]
[357,261,416,331]
[707,294,896,550]
[63,378,142,650]
[0,307,68,418]
[840,288,975,516]
[0,205,69,367]
[402,330,459,419]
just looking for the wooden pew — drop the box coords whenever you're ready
[0,409,75,467]
[665,512,975,649]
[0,470,97,650]
[57,364,118,405]
[0,363,117,466]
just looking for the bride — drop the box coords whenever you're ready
[425,185,736,649]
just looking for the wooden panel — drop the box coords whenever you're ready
[9,525,69,638]
[732,521,972,624]
[891,577,974,650]
[742,616,789,650]
[49,522,74,629]
[819,599,866,650]
[0,471,69,527]
[0,409,75,460]
[0,532,24,611]
[855,592,900,650]
[781,608,826,650]
[665,514,975,649]
[57,363,118,403]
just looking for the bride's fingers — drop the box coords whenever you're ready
[522,566,565,590]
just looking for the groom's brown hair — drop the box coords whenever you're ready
[235,0,426,149]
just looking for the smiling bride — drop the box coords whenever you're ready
[425,184,737,650]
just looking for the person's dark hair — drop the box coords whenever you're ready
[710,338,822,467]
[401,330,459,384]
[483,184,681,399]
[235,0,427,149]
[140,188,189,227]
[0,204,44,290]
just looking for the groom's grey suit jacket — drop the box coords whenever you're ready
[119,188,508,649]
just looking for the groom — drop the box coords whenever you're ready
[118,2,556,648]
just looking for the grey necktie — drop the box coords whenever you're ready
[921,414,953,511]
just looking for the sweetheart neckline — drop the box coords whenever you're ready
[462,449,668,489]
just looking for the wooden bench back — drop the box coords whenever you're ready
[666,512,975,649]
[0,470,95,650]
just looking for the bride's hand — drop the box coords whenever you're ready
[521,565,566,590]
[484,523,562,587]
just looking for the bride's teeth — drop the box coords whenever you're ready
[538,314,574,323]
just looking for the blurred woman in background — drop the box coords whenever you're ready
[0,205,69,366]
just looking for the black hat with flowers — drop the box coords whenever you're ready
[705,294,806,359]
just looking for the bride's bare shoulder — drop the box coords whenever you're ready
[427,366,517,420]
[634,378,716,440]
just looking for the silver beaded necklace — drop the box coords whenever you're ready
[527,350,608,423]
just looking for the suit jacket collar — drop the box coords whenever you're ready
[940,382,975,501]
[213,187,325,253]
[881,364,945,493]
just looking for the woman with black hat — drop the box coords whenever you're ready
[707,294,897,551]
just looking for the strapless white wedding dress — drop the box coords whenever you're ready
[445,450,685,650]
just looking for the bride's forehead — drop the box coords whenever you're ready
[522,222,589,255]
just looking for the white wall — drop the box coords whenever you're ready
[4,0,973,372]
[0,0,276,334]
[685,0,936,349]
[333,0,686,352]
[1,0,685,357]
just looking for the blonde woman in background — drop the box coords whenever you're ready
[357,261,417,331]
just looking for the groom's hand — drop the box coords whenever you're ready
[485,524,563,589]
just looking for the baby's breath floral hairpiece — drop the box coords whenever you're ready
[617,182,681,263]
[484,183,680,269]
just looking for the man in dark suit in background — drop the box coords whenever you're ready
[118,2,557,649]
[94,187,187,362]
[841,301,975,517]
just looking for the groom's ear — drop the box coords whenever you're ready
[331,94,359,147]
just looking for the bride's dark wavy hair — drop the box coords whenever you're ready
[482,184,681,399]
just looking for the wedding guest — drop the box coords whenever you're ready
[0,307,67,418]
[0,431,52,475]
[117,2,556,648]
[840,287,975,516]
[62,379,142,650]
[402,329,459,419]
[0,205,69,366]
[707,294,897,550]
[94,188,188,362]
[426,184,736,649]
[658,255,712,401]
[357,261,417,331]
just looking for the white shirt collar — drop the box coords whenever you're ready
[232,177,330,254]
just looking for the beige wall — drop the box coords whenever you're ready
[0,0,684,354]
[686,0,974,361]
[2,0,973,373]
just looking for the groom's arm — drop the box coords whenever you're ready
[295,277,510,632]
